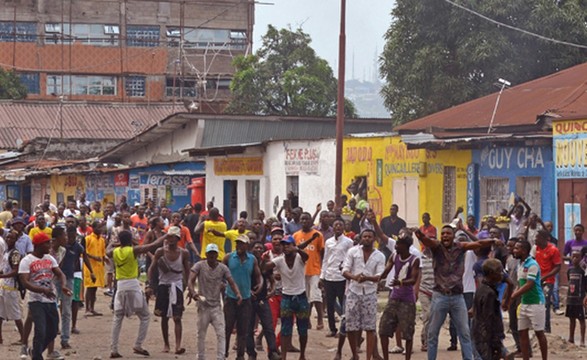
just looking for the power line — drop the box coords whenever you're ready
[443,0,587,50]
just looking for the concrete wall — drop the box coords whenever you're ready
[205,138,337,221]
[471,144,554,223]
[120,119,202,166]
[343,135,471,228]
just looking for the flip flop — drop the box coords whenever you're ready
[133,348,150,356]
[175,348,186,355]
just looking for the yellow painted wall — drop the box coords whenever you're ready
[50,174,86,206]
[342,135,471,227]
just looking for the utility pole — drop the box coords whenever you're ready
[335,0,346,208]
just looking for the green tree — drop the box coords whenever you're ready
[380,0,587,125]
[226,25,357,118]
[0,68,27,100]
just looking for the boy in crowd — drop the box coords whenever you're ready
[18,233,72,360]
[471,259,512,360]
[379,234,420,360]
[566,250,587,346]
[0,230,24,345]
[149,226,191,354]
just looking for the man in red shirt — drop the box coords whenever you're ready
[534,229,561,333]
[419,212,437,239]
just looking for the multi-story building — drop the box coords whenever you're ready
[0,0,253,112]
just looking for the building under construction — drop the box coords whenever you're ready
[0,0,254,112]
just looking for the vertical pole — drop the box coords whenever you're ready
[335,0,346,208]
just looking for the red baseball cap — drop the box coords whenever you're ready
[32,232,51,245]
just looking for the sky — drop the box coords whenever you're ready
[254,0,395,83]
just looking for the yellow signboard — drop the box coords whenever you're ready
[553,119,587,135]
[214,157,264,176]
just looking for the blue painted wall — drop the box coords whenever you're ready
[471,144,554,222]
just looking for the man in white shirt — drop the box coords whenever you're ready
[264,234,316,360]
[342,229,386,360]
[321,219,354,337]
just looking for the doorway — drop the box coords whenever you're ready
[223,180,238,228]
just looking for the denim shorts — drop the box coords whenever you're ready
[280,292,310,337]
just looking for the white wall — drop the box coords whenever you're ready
[205,139,336,218]
[120,119,203,165]
[205,146,266,218]
[265,139,336,216]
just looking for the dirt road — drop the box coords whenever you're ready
[1,292,585,359]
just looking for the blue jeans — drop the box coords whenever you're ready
[246,298,278,356]
[553,274,560,310]
[427,292,473,360]
[29,302,59,360]
[448,293,481,359]
[55,278,74,345]
[542,283,553,333]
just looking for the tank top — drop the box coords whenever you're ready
[226,252,255,300]
[158,251,184,285]
[389,253,416,303]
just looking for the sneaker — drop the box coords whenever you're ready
[390,346,404,354]
[19,345,29,359]
[61,342,72,349]
[104,290,114,297]
[47,350,65,360]
[269,352,281,360]
[555,309,565,315]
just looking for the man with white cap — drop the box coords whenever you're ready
[222,234,262,360]
[188,243,241,360]
[149,226,191,355]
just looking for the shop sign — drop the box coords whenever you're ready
[285,147,320,175]
[214,157,264,176]
[114,172,129,187]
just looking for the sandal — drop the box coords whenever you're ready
[175,348,186,355]
[133,348,150,356]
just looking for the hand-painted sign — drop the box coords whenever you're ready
[214,157,264,176]
[285,147,320,175]
[479,146,544,170]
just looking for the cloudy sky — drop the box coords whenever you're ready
[254,0,395,82]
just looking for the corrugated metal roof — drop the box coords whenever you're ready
[401,131,551,148]
[0,101,178,149]
[395,62,587,132]
[200,118,392,147]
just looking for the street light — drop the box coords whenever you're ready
[487,78,511,134]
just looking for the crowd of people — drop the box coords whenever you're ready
[0,192,583,360]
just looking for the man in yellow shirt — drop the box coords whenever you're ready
[208,218,247,254]
[195,208,227,259]
[28,215,53,239]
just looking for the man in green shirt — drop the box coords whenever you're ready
[108,230,166,358]
[511,240,548,360]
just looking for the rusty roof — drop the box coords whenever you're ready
[395,62,587,132]
[0,101,178,149]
